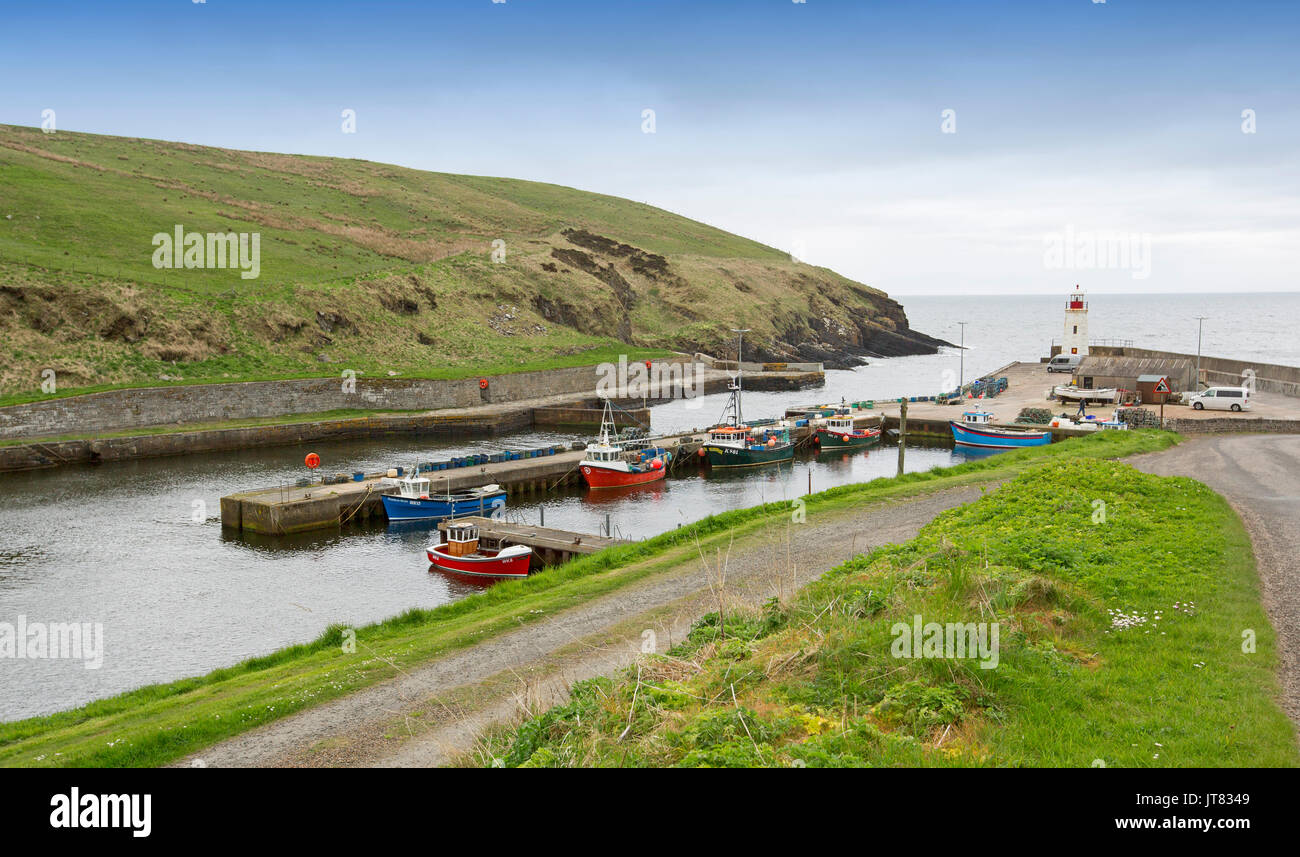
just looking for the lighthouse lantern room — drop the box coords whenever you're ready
[1062,285,1089,356]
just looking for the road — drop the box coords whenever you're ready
[1131,434,1300,726]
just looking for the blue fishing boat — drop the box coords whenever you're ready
[381,473,507,521]
[950,411,1051,449]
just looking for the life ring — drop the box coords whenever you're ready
[304,452,321,469]
[478,378,489,390]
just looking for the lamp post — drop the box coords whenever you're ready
[1195,316,1208,391]
[957,321,967,395]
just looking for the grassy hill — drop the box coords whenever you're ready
[0,124,943,398]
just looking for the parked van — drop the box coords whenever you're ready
[1188,386,1251,412]
[1047,354,1082,373]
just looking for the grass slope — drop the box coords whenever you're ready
[0,431,1177,768]
[477,458,1296,767]
[0,124,916,397]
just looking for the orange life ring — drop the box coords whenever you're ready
[304,452,321,469]
[478,378,489,389]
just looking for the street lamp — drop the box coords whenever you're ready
[1195,316,1208,391]
[957,321,967,395]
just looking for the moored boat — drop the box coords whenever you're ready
[701,328,795,469]
[426,521,533,578]
[1052,384,1118,403]
[814,415,882,449]
[580,400,673,489]
[950,411,1051,449]
[381,473,507,521]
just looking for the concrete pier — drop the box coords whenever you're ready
[221,431,711,535]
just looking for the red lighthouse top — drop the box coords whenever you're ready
[1067,284,1086,311]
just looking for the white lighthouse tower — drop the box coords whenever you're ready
[1061,285,1089,357]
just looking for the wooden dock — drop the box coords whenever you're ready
[436,516,627,567]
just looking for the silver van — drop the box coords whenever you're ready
[1047,354,1082,373]
[1189,386,1251,412]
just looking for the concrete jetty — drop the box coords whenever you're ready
[220,432,711,535]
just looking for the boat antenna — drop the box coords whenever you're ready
[730,328,749,427]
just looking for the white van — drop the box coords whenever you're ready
[1047,354,1082,373]
[1188,386,1251,412]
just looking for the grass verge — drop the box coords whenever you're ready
[0,430,1179,767]
[474,456,1296,767]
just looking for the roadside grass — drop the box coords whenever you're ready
[0,430,1179,767]
[474,455,1296,768]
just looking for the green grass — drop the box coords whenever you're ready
[0,430,1180,768]
[474,452,1296,768]
[0,123,900,396]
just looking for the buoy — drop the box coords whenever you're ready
[651,458,663,470]
[697,448,706,457]
[766,438,776,447]
[478,378,489,389]
[305,452,321,469]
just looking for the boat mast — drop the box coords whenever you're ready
[731,327,749,427]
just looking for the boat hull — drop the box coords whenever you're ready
[950,421,1051,449]
[814,427,881,448]
[382,491,506,521]
[581,463,666,488]
[704,442,795,468]
[426,544,532,578]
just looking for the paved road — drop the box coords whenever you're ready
[1131,434,1300,726]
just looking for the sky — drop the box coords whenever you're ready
[2,0,1297,295]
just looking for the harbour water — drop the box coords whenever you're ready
[1,290,1295,720]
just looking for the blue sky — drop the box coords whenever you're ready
[2,0,1297,294]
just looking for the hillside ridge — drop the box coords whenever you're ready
[0,124,947,395]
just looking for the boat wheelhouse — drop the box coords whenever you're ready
[950,411,1051,449]
[579,399,672,489]
[814,415,882,449]
[426,521,532,579]
[381,473,507,521]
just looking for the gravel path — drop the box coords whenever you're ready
[180,484,991,767]
[1130,434,1300,726]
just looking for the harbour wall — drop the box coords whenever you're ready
[0,362,676,442]
[0,367,824,472]
[1088,346,1300,397]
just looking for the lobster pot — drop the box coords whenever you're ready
[445,523,480,557]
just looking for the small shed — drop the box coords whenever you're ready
[1074,356,1193,396]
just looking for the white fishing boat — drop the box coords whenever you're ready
[1051,385,1118,403]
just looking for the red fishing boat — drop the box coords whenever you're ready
[426,521,533,579]
[580,400,672,489]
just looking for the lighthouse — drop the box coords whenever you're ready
[1062,285,1089,357]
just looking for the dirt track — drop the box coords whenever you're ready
[1131,434,1300,726]
[180,484,992,768]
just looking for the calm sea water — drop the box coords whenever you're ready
[0,291,1294,720]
